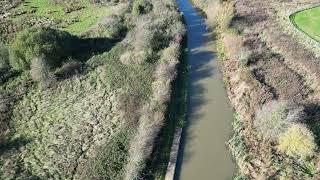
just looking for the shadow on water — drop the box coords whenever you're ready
[176,0,216,171]
[175,50,216,179]
[175,0,235,179]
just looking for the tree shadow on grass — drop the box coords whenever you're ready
[72,37,116,63]
[0,137,31,155]
[53,28,127,80]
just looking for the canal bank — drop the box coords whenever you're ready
[174,0,236,179]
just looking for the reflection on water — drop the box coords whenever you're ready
[175,0,236,179]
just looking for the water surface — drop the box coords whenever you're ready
[175,0,236,179]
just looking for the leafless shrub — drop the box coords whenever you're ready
[254,100,307,141]
[30,57,56,88]
[222,33,248,60]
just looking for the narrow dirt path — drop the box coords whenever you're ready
[175,0,236,179]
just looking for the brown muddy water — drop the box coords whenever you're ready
[175,0,236,179]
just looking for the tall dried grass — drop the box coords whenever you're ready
[124,42,181,179]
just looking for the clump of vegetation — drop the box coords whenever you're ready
[278,124,316,159]
[87,15,125,39]
[132,0,153,16]
[9,27,77,70]
[254,100,307,141]
[194,0,234,30]
[30,56,56,88]
[221,33,248,61]
[0,44,10,69]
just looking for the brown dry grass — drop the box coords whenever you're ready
[193,0,320,178]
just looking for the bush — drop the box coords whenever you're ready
[9,27,77,70]
[278,124,316,159]
[87,15,124,39]
[30,57,56,88]
[132,0,153,16]
[0,43,9,69]
[254,101,306,141]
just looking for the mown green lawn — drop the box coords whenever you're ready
[12,0,109,35]
[292,6,320,41]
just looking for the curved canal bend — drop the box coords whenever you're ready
[175,0,236,179]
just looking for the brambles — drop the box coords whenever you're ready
[278,124,316,159]
[0,43,9,69]
[9,27,77,70]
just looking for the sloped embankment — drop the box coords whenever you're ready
[0,0,185,179]
[192,0,320,179]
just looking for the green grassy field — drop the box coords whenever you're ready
[292,6,320,41]
[12,0,109,34]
